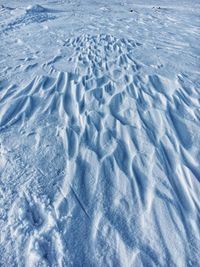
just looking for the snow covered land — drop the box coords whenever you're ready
[0,0,200,266]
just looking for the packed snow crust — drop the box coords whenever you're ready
[0,0,200,266]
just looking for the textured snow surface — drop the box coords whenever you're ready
[0,0,200,266]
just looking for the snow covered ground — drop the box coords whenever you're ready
[0,0,200,266]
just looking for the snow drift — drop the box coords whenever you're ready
[0,1,200,266]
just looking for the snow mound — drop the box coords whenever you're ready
[26,4,48,14]
[26,4,63,14]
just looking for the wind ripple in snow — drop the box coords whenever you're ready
[0,34,200,266]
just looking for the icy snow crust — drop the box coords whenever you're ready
[0,0,200,266]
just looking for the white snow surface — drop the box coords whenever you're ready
[0,0,200,266]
